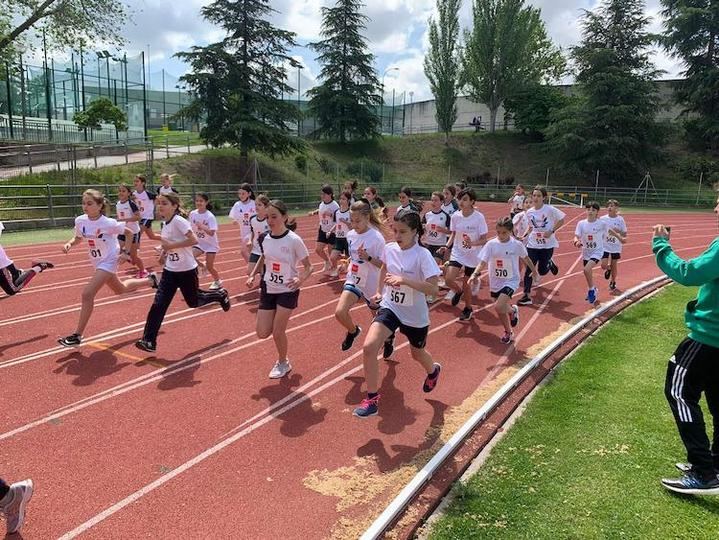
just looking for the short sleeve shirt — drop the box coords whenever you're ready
[260,230,310,294]
[479,237,528,292]
[526,204,566,250]
[74,214,125,268]
[450,210,488,268]
[190,209,220,253]
[161,215,198,272]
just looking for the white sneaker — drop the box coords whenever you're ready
[269,360,292,379]
[209,280,223,290]
[426,295,436,304]
[444,290,456,302]
[471,280,481,297]
[534,274,541,286]
[2,479,33,535]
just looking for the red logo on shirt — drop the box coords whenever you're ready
[272,262,281,272]
[496,259,504,268]
[431,224,436,230]
[588,235,593,241]
[351,264,359,273]
[88,240,96,248]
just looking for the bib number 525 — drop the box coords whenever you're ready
[269,272,284,284]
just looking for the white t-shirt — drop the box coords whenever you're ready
[260,230,310,294]
[74,214,125,269]
[450,210,488,268]
[510,194,526,212]
[512,211,530,241]
[380,242,441,328]
[345,227,386,296]
[229,200,257,240]
[574,218,610,261]
[601,214,627,254]
[161,215,198,272]
[441,199,459,216]
[423,210,451,247]
[190,209,220,253]
[249,215,271,256]
[116,200,141,234]
[479,237,528,293]
[318,201,340,233]
[334,208,351,239]
[526,204,566,250]
[158,185,178,196]
[132,190,156,220]
[0,222,12,268]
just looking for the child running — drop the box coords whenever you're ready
[247,194,271,279]
[0,222,53,296]
[58,189,156,347]
[422,191,451,301]
[398,186,422,213]
[334,199,386,351]
[246,199,313,378]
[329,191,353,277]
[353,209,442,418]
[132,174,161,241]
[343,180,359,203]
[441,184,460,216]
[190,192,223,290]
[363,185,388,219]
[511,196,532,243]
[600,199,628,291]
[471,217,537,344]
[309,184,339,274]
[228,183,257,263]
[157,173,179,196]
[136,192,230,353]
[116,183,147,278]
[508,184,526,218]
[517,186,565,306]
[573,201,623,304]
[441,188,488,321]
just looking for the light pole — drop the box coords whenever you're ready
[297,65,303,136]
[175,84,183,130]
[380,67,399,133]
[409,91,414,135]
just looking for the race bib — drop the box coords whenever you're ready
[350,261,369,286]
[242,213,250,227]
[535,232,547,245]
[461,233,472,249]
[493,258,513,279]
[606,235,617,244]
[321,214,332,228]
[336,221,349,237]
[267,260,287,285]
[167,252,181,263]
[119,211,126,219]
[389,284,414,306]
[88,239,102,259]
[428,224,439,239]
[585,235,597,250]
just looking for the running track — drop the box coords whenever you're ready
[1,203,715,539]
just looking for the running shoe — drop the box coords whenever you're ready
[517,295,532,306]
[219,289,232,312]
[661,472,719,495]
[341,326,362,352]
[135,339,157,353]
[31,260,54,272]
[58,333,82,347]
[209,279,223,290]
[510,305,519,327]
[269,360,292,379]
[459,307,473,321]
[604,268,611,280]
[353,395,380,417]
[148,272,159,289]
[501,331,514,344]
[1,479,33,535]
[471,280,481,297]
[588,287,597,304]
[383,336,395,361]
[549,260,559,275]
[444,290,456,302]
[609,281,617,291]
[451,291,462,307]
[534,273,541,286]
[426,295,437,304]
[422,363,441,393]
[136,270,149,279]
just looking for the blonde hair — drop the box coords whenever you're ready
[83,189,109,215]
[351,199,387,235]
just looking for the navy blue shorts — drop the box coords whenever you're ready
[139,218,153,229]
[448,260,475,277]
[583,258,600,266]
[426,244,444,260]
[333,237,349,255]
[490,286,515,299]
[374,307,428,349]
[317,228,336,245]
[118,232,141,244]
[258,282,299,310]
[602,252,621,260]
[249,252,261,264]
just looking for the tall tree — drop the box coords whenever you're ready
[176,0,302,160]
[503,83,569,139]
[462,0,564,133]
[424,0,462,144]
[306,0,381,142]
[660,0,719,153]
[544,0,666,184]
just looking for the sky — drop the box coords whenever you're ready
[73,0,686,101]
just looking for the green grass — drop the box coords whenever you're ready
[428,285,719,540]
[147,129,201,146]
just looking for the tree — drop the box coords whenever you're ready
[176,0,302,160]
[73,97,127,131]
[544,0,667,184]
[306,0,381,142]
[0,0,129,58]
[424,0,462,144]
[660,0,719,153]
[503,83,569,139]
[462,0,565,133]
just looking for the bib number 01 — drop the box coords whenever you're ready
[90,248,102,258]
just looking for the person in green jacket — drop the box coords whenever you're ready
[653,195,719,495]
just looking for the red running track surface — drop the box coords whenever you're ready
[0,203,716,539]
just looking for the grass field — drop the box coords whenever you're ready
[426,284,719,539]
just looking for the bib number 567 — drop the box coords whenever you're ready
[390,289,406,304]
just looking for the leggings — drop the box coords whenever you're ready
[0,477,8,499]
[523,247,554,295]
[0,264,35,296]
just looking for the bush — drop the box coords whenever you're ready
[346,159,383,184]
[294,154,308,174]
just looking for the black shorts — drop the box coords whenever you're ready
[374,307,429,349]
[583,258,600,266]
[258,282,300,310]
[490,286,515,299]
[448,260,475,277]
[249,252,261,264]
[118,232,141,244]
[317,228,336,245]
[333,237,349,255]
[426,244,444,260]
[139,218,153,229]
[192,246,217,255]
[602,252,621,260]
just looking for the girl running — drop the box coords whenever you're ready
[600,199,628,291]
[441,188,488,321]
[0,222,53,296]
[228,183,257,263]
[246,200,313,379]
[441,184,460,216]
[363,185,388,219]
[398,186,422,213]
[343,179,359,203]
[353,209,442,418]
[190,192,223,290]
[136,192,230,353]
[511,196,532,243]
[157,173,179,196]
[132,175,161,241]
[334,199,386,351]
[471,217,537,344]
[329,191,352,277]
[508,184,526,218]
[58,189,156,347]
[247,194,271,280]
[422,191,451,301]
[573,201,623,304]
[518,186,566,306]
[309,184,339,274]
[115,183,146,278]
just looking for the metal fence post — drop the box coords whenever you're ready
[124,141,128,164]
[166,135,169,158]
[46,184,56,226]
[55,147,61,171]
[25,145,32,174]
[93,145,98,168]
[187,134,191,154]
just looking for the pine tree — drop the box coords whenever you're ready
[176,0,302,159]
[307,0,381,142]
[424,0,462,144]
